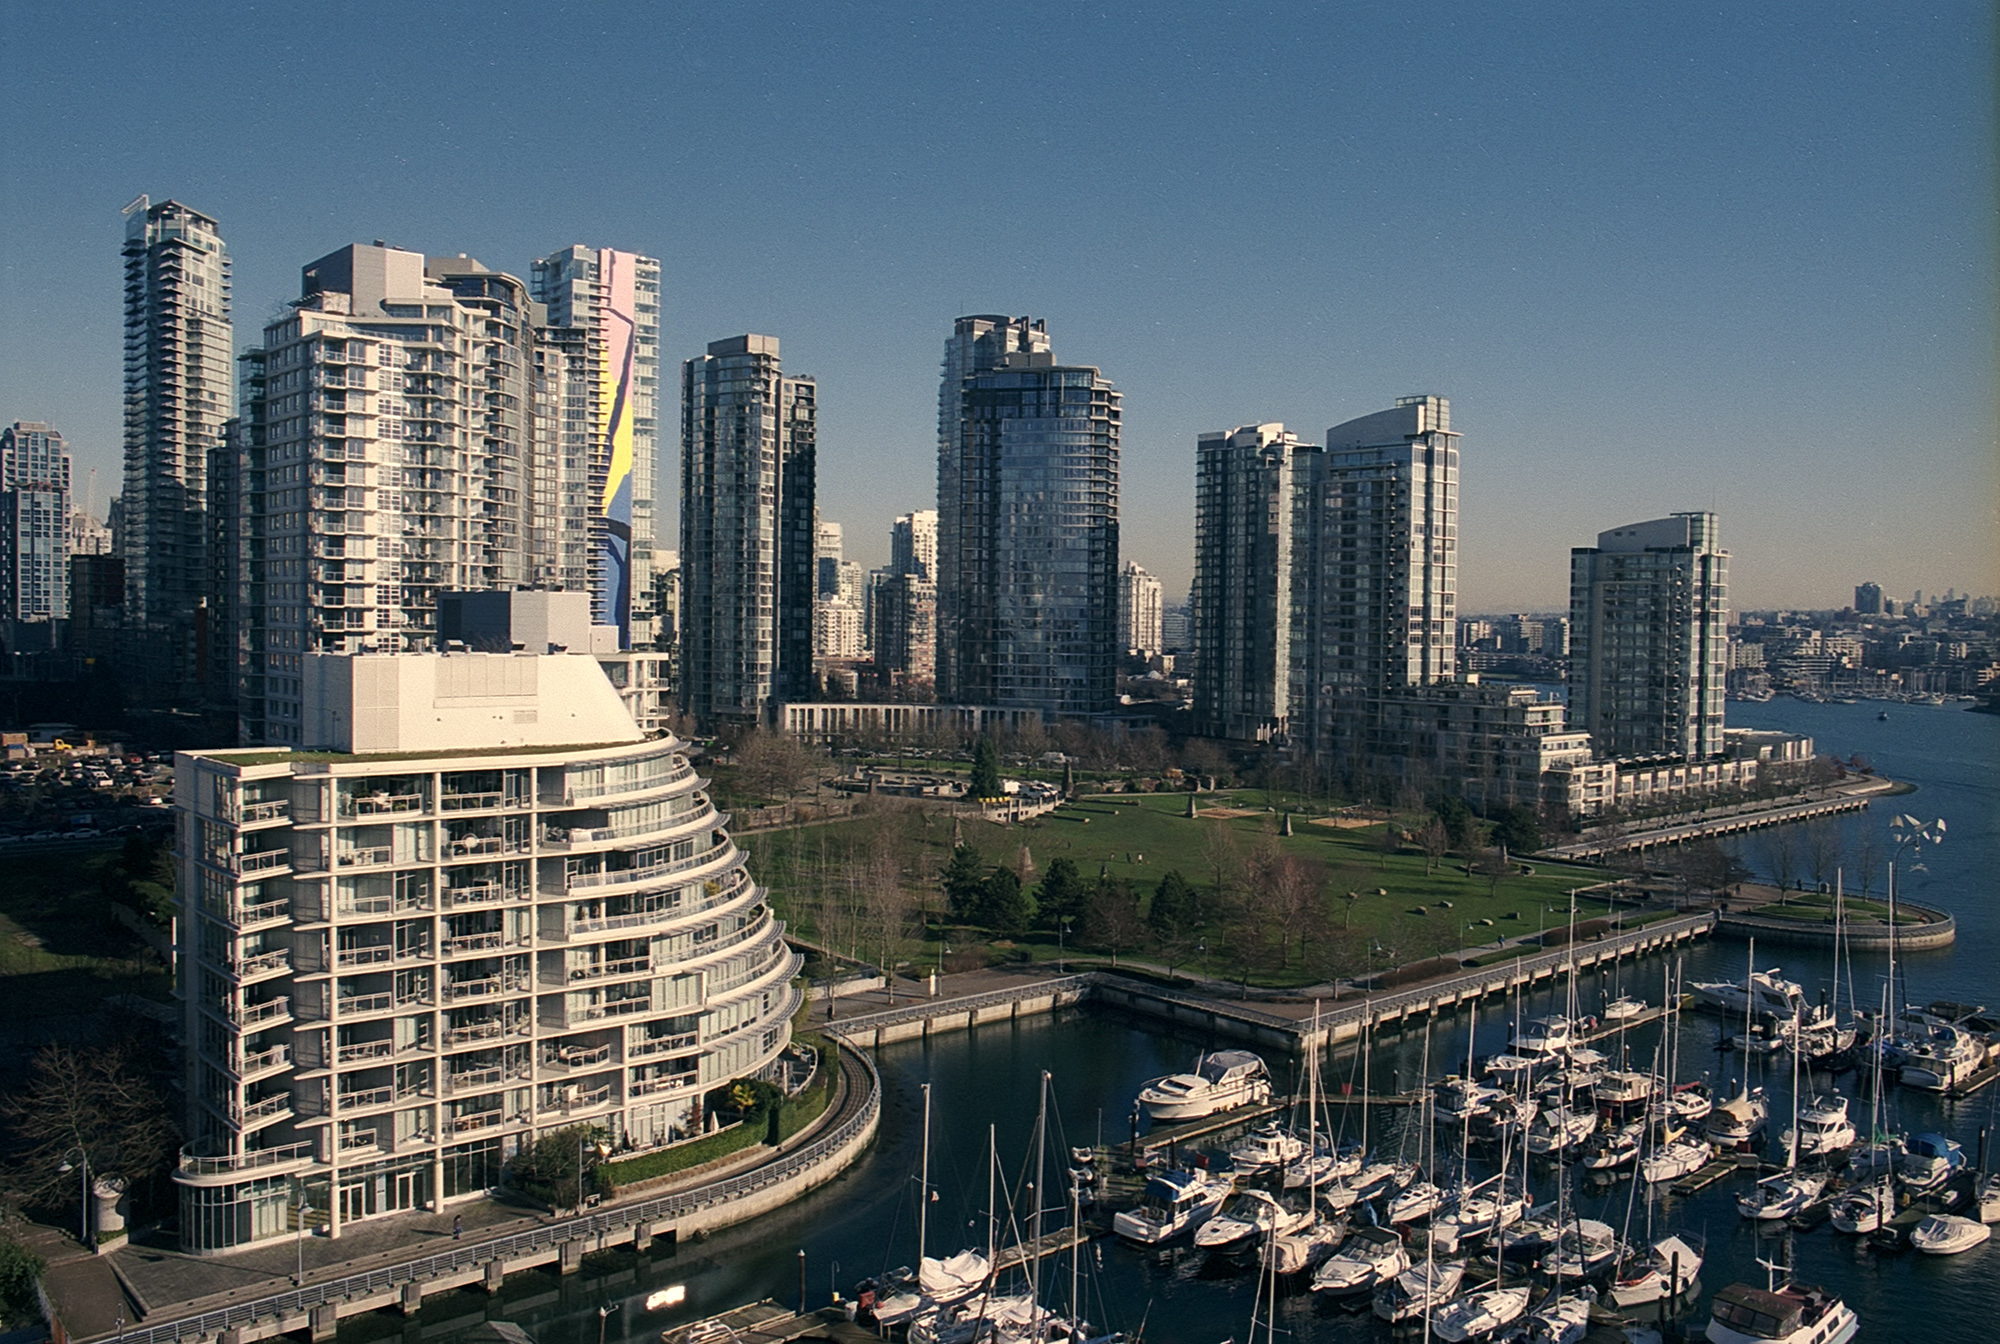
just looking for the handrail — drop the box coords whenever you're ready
[106,1042,880,1344]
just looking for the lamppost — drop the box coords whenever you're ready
[56,1149,89,1247]
[596,1303,619,1344]
[1057,917,1072,974]
[1198,938,1209,982]
[296,1196,312,1285]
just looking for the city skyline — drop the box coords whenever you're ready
[0,4,1992,610]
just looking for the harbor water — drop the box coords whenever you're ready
[357,701,1996,1344]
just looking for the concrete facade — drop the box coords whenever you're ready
[0,422,72,622]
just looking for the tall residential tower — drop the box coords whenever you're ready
[0,423,73,623]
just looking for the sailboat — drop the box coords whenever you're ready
[1262,1008,1348,1275]
[916,1087,994,1304]
[1703,1244,1859,1344]
[1737,1014,1825,1221]
[1707,941,1772,1150]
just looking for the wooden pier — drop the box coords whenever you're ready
[994,1224,1096,1274]
[1135,1100,1287,1156]
[664,1301,873,1344]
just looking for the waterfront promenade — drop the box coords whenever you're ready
[1538,775,1896,860]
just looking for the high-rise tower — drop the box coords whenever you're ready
[1568,512,1729,760]
[679,336,817,725]
[1192,423,1318,740]
[934,316,1050,701]
[940,331,1120,715]
[0,423,73,622]
[531,247,662,648]
[121,196,232,636]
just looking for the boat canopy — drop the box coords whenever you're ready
[1200,1050,1266,1081]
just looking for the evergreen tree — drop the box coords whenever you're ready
[940,844,987,920]
[1491,805,1541,855]
[1035,857,1088,930]
[1148,869,1199,939]
[980,865,1032,935]
[970,735,1002,799]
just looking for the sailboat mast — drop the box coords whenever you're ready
[987,1123,998,1262]
[1031,1070,1049,1308]
[919,1082,932,1264]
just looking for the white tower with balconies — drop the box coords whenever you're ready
[173,651,798,1253]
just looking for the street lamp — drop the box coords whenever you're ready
[296,1196,312,1285]
[597,1303,620,1344]
[1057,917,1072,974]
[56,1149,89,1247]
[1198,938,1209,981]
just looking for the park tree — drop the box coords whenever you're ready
[1148,869,1201,941]
[980,865,1033,935]
[1202,821,1242,908]
[1433,795,1476,850]
[1804,819,1841,893]
[1416,818,1450,876]
[940,844,987,920]
[1034,857,1089,932]
[729,729,822,804]
[1264,855,1323,970]
[1084,875,1145,967]
[1762,826,1800,903]
[0,1037,179,1223]
[1491,805,1541,856]
[1854,832,1883,900]
[970,736,1002,800]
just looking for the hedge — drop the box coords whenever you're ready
[1536,918,1613,948]
[600,1120,761,1190]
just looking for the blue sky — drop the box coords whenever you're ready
[1,1,1992,609]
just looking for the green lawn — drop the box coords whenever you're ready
[0,844,172,1024]
[1747,891,1923,925]
[742,791,1622,986]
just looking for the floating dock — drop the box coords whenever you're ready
[664,1301,873,1344]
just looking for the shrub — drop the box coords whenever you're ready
[1537,917,1612,948]
[599,1122,761,1190]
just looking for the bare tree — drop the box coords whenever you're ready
[1266,856,1323,970]
[1417,818,1450,876]
[1804,819,1841,895]
[1,1039,178,1221]
[1762,826,1800,904]
[1854,832,1883,901]
[1202,820,1242,915]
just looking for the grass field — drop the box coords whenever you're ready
[740,790,1625,985]
[0,844,172,1026]
[1745,890,1924,925]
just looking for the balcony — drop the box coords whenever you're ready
[224,897,291,930]
[229,949,291,981]
[444,1018,525,1046]
[230,1044,292,1081]
[340,792,427,817]
[439,790,507,813]
[563,996,651,1026]
[449,1110,509,1135]
[444,973,527,1002]
[335,945,393,969]
[176,1141,315,1182]
[629,1073,697,1098]
[238,799,290,825]
[442,932,507,956]
[443,836,510,859]
[543,1042,614,1071]
[625,1031,699,1061]
[337,1131,381,1154]
[336,1039,394,1065]
[336,991,393,1016]
[562,955,650,986]
[335,846,393,868]
[445,1065,522,1094]
[232,997,292,1029]
[236,849,292,875]
[566,904,679,938]
[236,1094,294,1128]
[546,1084,613,1115]
[443,883,513,908]
[336,1086,393,1113]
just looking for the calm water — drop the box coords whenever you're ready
[388,701,1996,1344]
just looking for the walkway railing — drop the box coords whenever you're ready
[105,1046,881,1344]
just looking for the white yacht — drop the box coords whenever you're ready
[1704,1086,1768,1149]
[1595,1069,1655,1111]
[1282,1142,1360,1190]
[1736,1170,1825,1222]
[1526,1103,1597,1156]
[1898,1132,1966,1193]
[1435,1074,1505,1122]
[1666,1080,1714,1125]
[1828,1179,1894,1235]
[917,1249,991,1305]
[1433,1284,1532,1342]
[1386,1178,1444,1224]
[1641,1137,1712,1185]
[1517,1292,1594,1344]
[1191,1187,1309,1251]
[1261,1214,1347,1275]
[1512,1015,1576,1058]
[1780,1094,1856,1160]
[1979,1171,2000,1225]
[1604,992,1649,1022]
[1541,1217,1623,1278]
[1135,1049,1271,1120]
[1899,1024,1985,1092]
[1689,966,1810,1020]
[1226,1121,1306,1174]
[1372,1259,1466,1322]
[1311,1226,1410,1295]
[1111,1167,1230,1243]
[1580,1119,1646,1171]
[1910,1214,1990,1255]
[1705,1281,1859,1344]
[1609,1233,1705,1307]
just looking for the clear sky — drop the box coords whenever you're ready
[1,1,1992,611]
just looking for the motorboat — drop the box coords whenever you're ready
[1898,1132,1966,1193]
[1191,1188,1309,1251]
[1640,1137,1711,1185]
[1541,1217,1623,1279]
[1780,1094,1856,1161]
[1979,1171,2000,1225]
[1484,1052,1541,1084]
[1350,1159,1417,1201]
[1899,1024,1985,1092]
[1846,1132,1905,1181]
[1828,1179,1895,1235]
[1704,1087,1768,1149]
[1736,1170,1825,1222]
[1516,1291,1595,1344]
[1608,1233,1704,1307]
[1580,1120,1645,1171]
[1433,1284,1532,1342]
[1435,1074,1505,1122]
[1910,1213,1991,1255]
[1526,1104,1597,1156]
[1386,1178,1444,1224]
[1493,1203,1564,1265]
[1666,1080,1714,1125]
[1111,1167,1230,1243]
[1512,1015,1576,1058]
[1705,1282,1859,1344]
[1476,1093,1540,1144]
[1282,1141,1360,1189]
[1432,1188,1529,1252]
[1261,1213,1347,1275]
[1604,993,1649,1022]
[918,1249,991,1305]
[1689,967,1811,1020]
[1594,1070,1655,1113]
[1372,1259,1466,1322]
[1310,1225,1410,1294]
[1135,1049,1271,1120]
[1226,1121,1306,1175]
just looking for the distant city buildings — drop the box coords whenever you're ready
[1569,512,1729,761]
[1853,581,1883,615]
[0,422,72,623]
[679,335,816,726]
[935,317,1120,716]
[1118,560,1163,659]
[871,509,937,694]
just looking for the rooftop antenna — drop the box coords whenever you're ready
[121,194,149,217]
